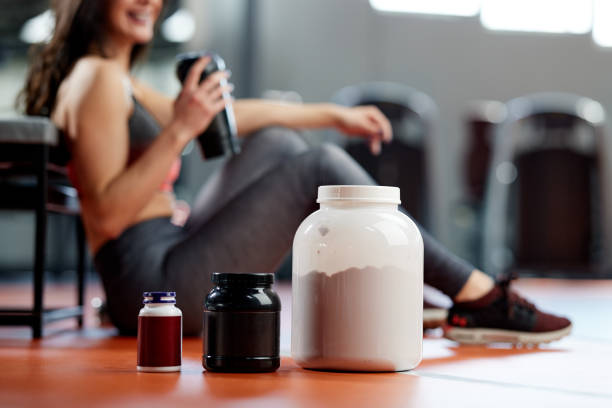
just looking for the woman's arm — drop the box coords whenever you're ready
[69,57,228,239]
[233,100,339,134]
[234,99,392,154]
[129,83,393,154]
[130,77,175,127]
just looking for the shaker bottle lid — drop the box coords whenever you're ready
[317,185,400,204]
[175,51,226,83]
[212,273,274,286]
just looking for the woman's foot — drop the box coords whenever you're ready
[453,269,495,302]
[444,275,572,345]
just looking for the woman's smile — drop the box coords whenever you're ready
[127,10,154,26]
[107,0,162,44]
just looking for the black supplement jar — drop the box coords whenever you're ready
[175,51,240,159]
[203,273,281,373]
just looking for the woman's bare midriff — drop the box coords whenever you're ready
[86,191,174,255]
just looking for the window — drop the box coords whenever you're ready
[370,0,612,48]
[593,0,612,47]
[480,0,592,34]
[369,0,480,17]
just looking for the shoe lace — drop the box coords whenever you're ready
[496,271,535,318]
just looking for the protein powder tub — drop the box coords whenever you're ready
[292,185,424,372]
[203,273,281,373]
[137,292,182,372]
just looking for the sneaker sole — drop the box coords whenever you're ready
[443,324,572,345]
[423,308,448,329]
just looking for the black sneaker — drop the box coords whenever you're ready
[444,274,572,345]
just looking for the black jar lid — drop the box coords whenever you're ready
[212,273,274,287]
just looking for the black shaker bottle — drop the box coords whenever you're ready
[176,51,240,158]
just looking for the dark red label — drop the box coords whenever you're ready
[137,316,182,367]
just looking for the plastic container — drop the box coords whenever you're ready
[291,185,423,372]
[203,273,281,373]
[137,292,182,372]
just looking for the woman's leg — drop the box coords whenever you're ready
[186,127,309,229]
[165,139,477,334]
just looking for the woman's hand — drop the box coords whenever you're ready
[334,105,393,155]
[171,56,233,142]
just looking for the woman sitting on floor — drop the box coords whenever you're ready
[18,0,571,343]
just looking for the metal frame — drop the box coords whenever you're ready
[0,138,86,338]
[482,92,611,278]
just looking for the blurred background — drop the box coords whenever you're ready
[2,0,612,283]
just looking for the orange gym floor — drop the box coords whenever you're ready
[1,278,611,407]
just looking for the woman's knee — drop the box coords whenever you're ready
[312,142,375,186]
[315,142,351,162]
[243,126,309,160]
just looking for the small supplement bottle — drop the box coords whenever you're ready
[203,273,281,372]
[292,185,424,372]
[137,292,182,372]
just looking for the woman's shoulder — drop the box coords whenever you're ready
[59,57,132,112]
[68,57,131,100]
[72,56,124,79]
[54,57,133,137]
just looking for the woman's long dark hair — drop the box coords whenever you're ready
[18,0,151,116]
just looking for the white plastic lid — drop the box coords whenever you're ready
[317,185,400,204]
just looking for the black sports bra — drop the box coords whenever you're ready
[127,97,162,157]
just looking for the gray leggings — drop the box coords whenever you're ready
[94,127,474,335]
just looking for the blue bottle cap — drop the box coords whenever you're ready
[143,292,176,304]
